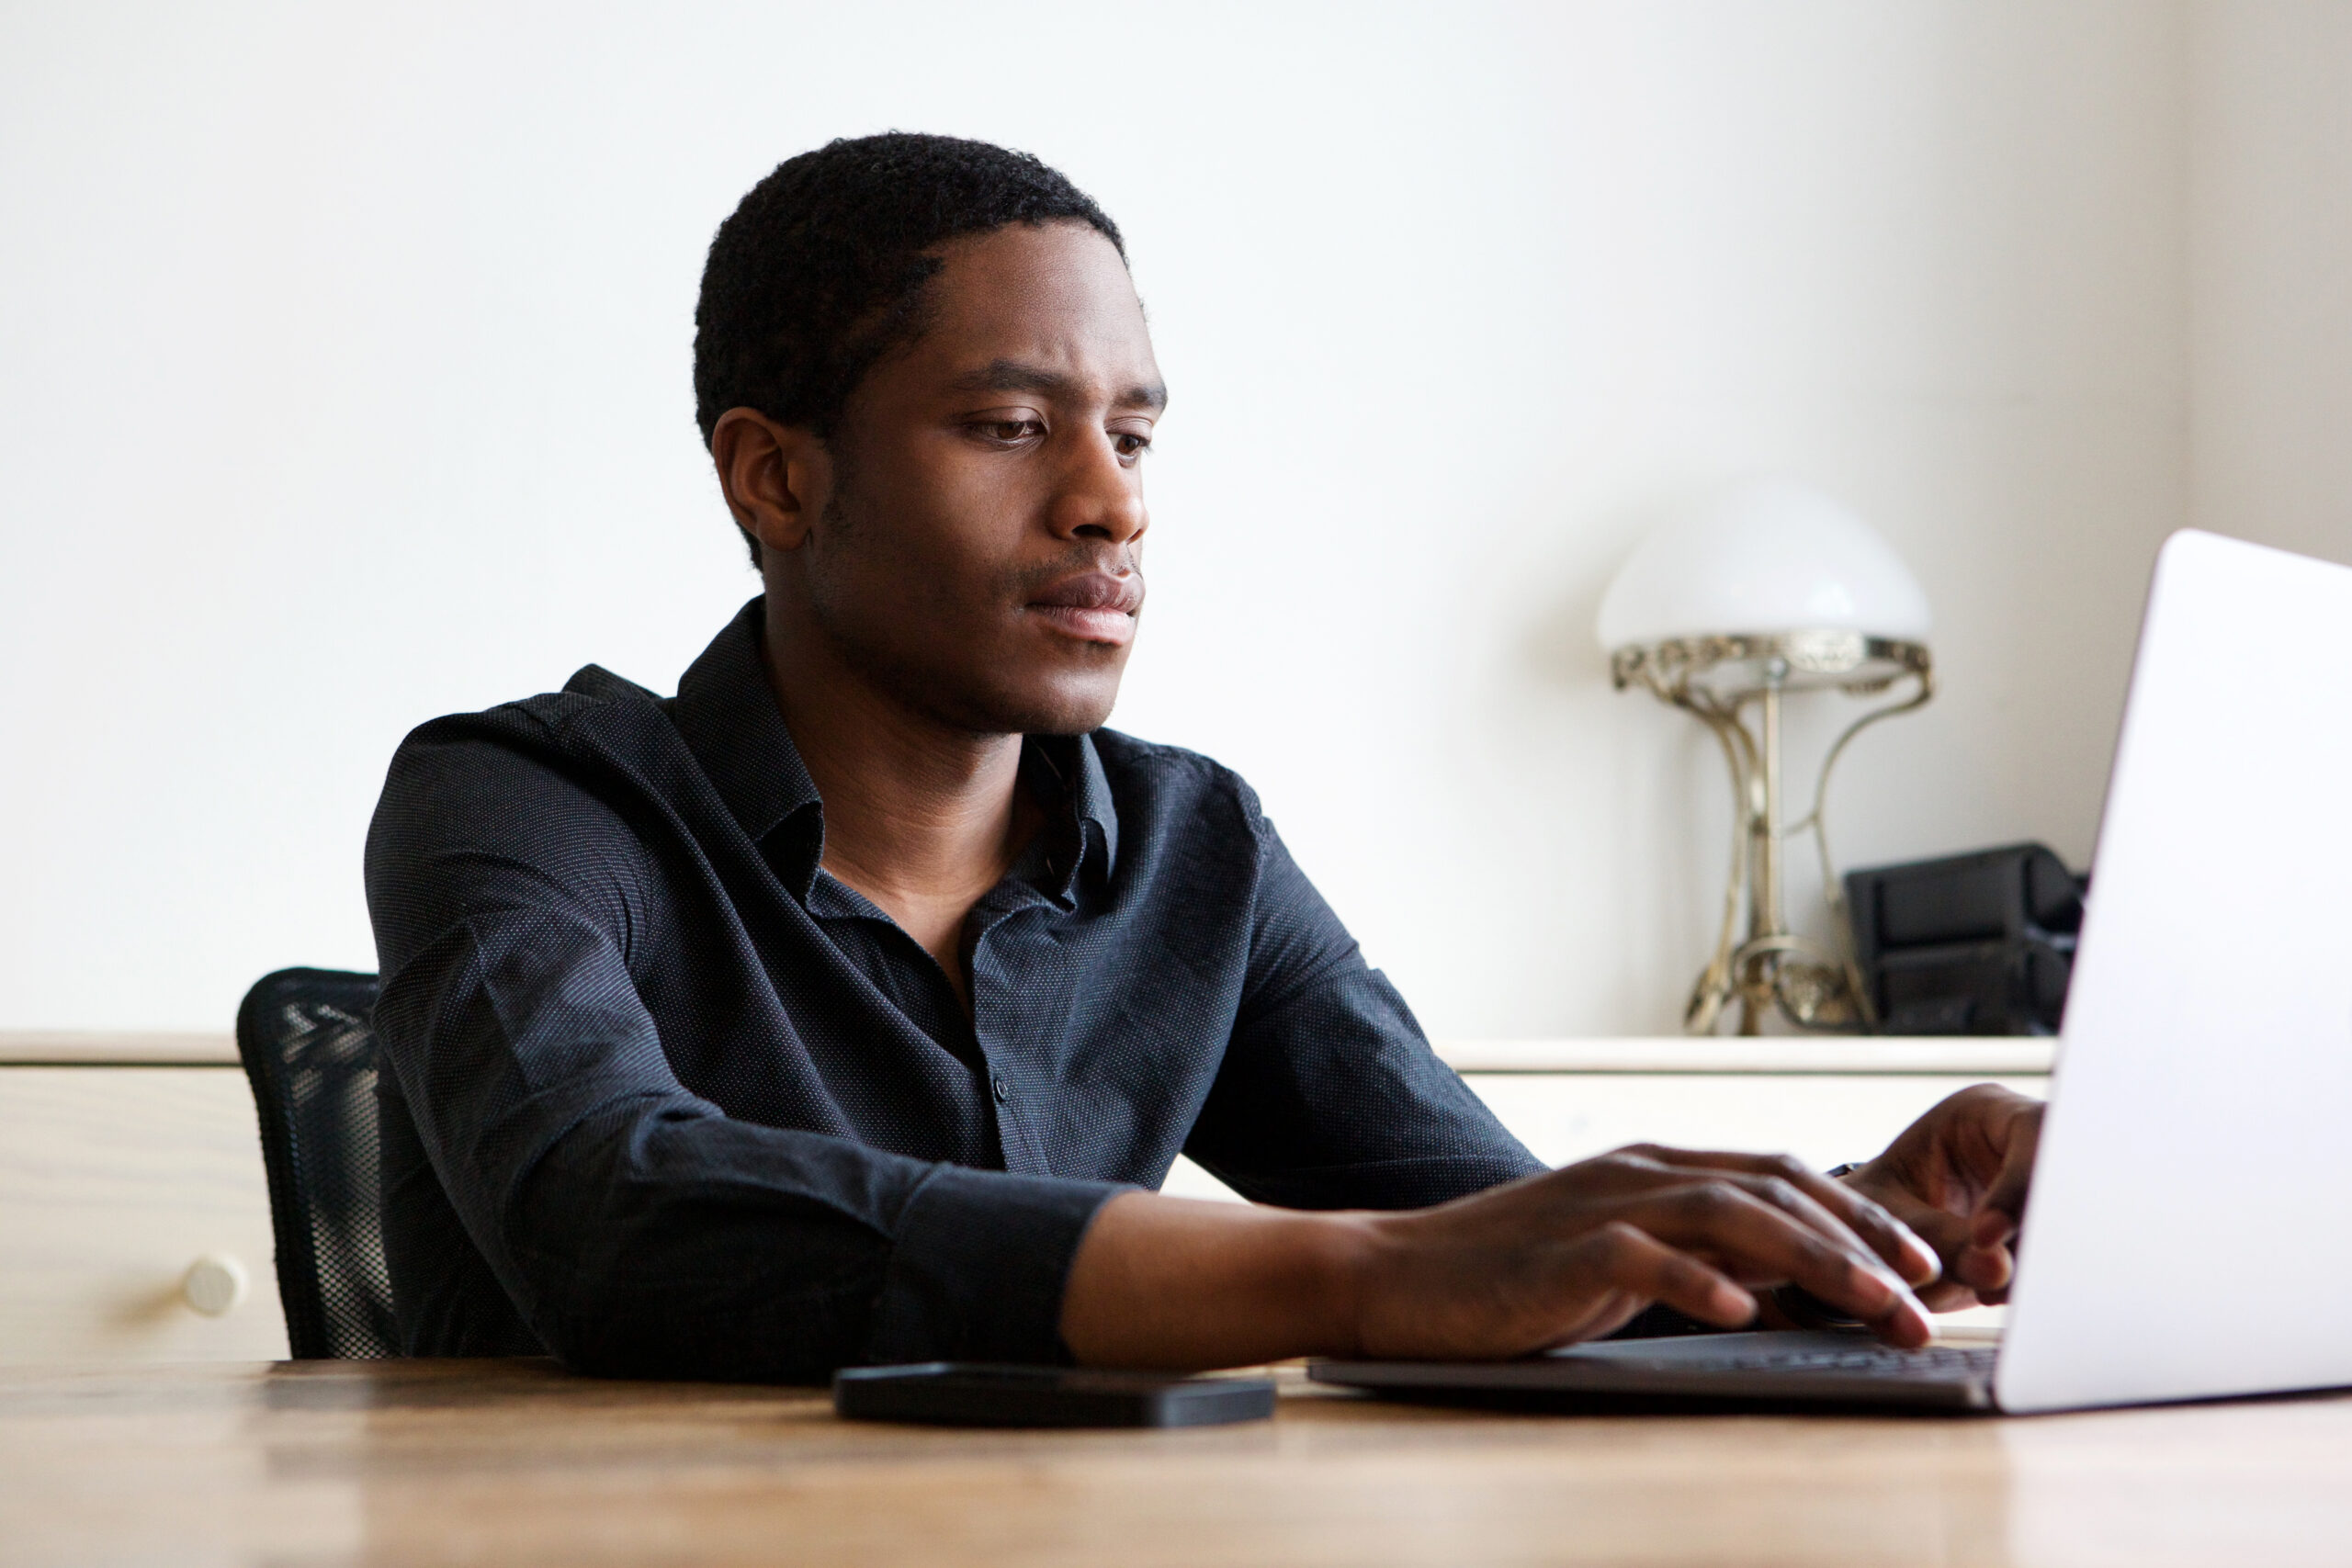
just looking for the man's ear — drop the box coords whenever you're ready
[711,407,833,556]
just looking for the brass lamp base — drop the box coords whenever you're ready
[1611,631,1933,1035]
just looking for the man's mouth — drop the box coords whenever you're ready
[1026,571,1143,647]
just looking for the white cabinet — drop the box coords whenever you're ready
[0,1034,2045,1363]
[1457,1070,2051,1172]
[1160,1038,2051,1335]
[0,1057,288,1364]
[1165,1037,2052,1200]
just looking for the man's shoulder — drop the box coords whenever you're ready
[373,663,700,848]
[1087,728,1268,837]
[1090,728,1250,794]
[393,663,673,764]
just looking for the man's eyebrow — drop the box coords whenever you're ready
[948,359,1168,412]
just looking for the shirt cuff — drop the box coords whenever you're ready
[865,1164,1128,1366]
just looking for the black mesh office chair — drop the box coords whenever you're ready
[234,967,400,1359]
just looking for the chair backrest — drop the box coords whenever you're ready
[234,967,398,1359]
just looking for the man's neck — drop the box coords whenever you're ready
[760,607,1042,1005]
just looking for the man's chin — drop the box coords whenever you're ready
[917,671,1123,739]
[980,689,1121,739]
[820,622,1124,738]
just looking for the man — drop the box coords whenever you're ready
[367,132,2041,1381]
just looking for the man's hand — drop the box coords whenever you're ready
[1840,1084,2044,1310]
[1348,1145,1940,1357]
[1061,1145,1940,1371]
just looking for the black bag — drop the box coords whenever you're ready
[1844,843,2086,1035]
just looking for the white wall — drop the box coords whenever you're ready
[0,1,2319,1036]
[2188,3,2352,565]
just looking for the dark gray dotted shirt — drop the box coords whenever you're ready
[365,599,1541,1382]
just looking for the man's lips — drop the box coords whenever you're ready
[1026,571,1142,646]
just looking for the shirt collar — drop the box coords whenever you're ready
[669,600,827,895]
[667,598,1120,899]
[1021,729,1122,891]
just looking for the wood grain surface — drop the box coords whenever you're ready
[3,1358,2347,1567]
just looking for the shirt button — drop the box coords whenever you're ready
[991,1074,1011,1105]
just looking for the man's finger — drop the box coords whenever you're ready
[1866,1184,2010,1308]
[1976,1105,2042,1229]
[1623,1145,1941,1287]
[1566,1222,1757,1332]
[1891,1203,1981,1291]
[1952,1102,2041,1300]
[1613,1148,1938,1293]
[1622,1180,1931,1347]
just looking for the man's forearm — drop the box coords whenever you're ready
[1059,1191,1370,1369]
[1058,1150,1940,1371]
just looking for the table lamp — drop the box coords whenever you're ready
[1598,481,1933,1034]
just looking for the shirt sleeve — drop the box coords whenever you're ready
[1178,810,1547,1209]
[366,724,1122,1383]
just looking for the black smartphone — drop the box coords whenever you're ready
[832,1362,1277,1428]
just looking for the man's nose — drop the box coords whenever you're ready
[1049,433,1148,547]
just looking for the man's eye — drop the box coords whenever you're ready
[975,419,1044,443]
[1114,432,1152,457]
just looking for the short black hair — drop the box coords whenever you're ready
[695,132,1126,566]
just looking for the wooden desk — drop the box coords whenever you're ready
[5,1359,2348,1566]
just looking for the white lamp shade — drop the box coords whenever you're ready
[1596,480,1933,651]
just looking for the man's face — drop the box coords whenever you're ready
[775,220,1163,737]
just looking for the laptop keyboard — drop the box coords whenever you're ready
[1662,1343,1996,1379]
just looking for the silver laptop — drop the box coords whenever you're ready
[1313,530,2352,1416]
